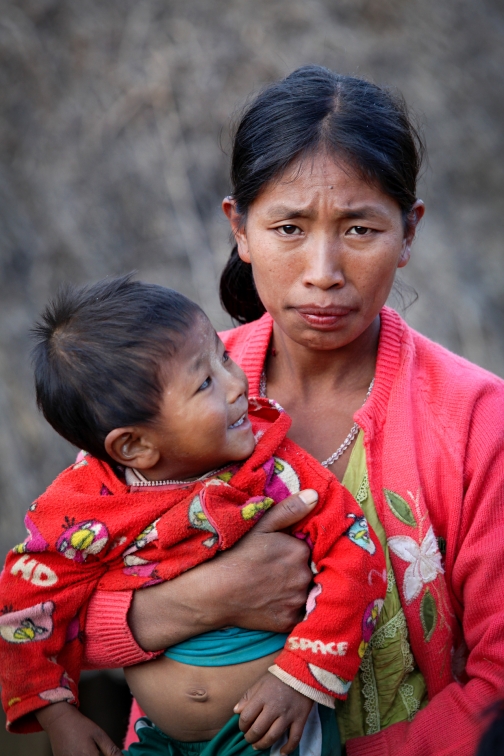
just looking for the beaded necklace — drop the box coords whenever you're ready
[259,370,374,467]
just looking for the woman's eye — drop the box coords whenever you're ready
[348,225,370,236]
[278,224,301,235]
[198,377,211,391]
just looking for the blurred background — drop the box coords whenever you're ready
[1,0,503,752]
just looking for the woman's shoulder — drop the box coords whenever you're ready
[383,307,504,398]
[409,324,503,400]
[382,310,504,447]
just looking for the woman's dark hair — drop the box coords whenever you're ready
[220,65,425,323]
[32,275,202,462]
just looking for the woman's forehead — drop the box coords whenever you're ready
[254,153,396,215]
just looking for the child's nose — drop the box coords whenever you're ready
[227,370,248,403]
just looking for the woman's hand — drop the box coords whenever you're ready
[35,702,121,756]
[128,490,318,651]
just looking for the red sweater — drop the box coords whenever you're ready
[0,398,385,733]
[86,307,504,756]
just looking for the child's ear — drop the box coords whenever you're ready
[104,427,160,469]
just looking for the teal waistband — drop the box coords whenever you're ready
[163,627,288,666]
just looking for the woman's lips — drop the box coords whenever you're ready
[295,306,354,329]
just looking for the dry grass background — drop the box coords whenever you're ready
[0,0,503,752]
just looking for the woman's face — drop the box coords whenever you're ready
[224,152,424,352]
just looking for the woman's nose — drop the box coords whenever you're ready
[302,236,345,290]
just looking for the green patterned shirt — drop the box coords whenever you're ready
[335,432,428,742]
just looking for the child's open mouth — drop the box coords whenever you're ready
[228,413,247,429]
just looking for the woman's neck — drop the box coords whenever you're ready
[268,316,380,398]
[264,315,380,481]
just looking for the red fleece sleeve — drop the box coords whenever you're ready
[0,543,103,732]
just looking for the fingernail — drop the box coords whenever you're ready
[299,489,318,506]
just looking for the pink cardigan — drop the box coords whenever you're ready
[84,307,504,756]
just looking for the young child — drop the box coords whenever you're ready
[0,276,386,756]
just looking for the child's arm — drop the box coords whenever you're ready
[234,673,313,756]
[232,478,385,754]
[0,460,125,732]
[36,702,122,756]
[0,544,103,732]
[268,476,387,706]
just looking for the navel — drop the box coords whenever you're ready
[186,687,209,702]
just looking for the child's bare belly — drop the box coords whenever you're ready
[124,650,279,741]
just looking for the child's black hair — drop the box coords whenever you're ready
[31,275,203,462]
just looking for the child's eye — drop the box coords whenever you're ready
[198,377,211,391]
[277,224,301,235]
[222,350,230,363]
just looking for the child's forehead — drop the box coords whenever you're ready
[185,314,219,355]
[163,315,220,374]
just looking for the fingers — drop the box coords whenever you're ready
[240,712,303,753]
[246,715,287,751]
[234,688,250,715]
[280,721,305,755]
[237,689,264,732]
[94,730,122,756]
[254,490,318,533]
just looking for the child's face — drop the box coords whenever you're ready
[145,314,256,481]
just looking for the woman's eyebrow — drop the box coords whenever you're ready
[338,206,388,220]
[265,205,315,220]
[265,204,389,221]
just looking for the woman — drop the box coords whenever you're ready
[84,66,504,755]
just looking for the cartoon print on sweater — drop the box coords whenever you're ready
[123,555,160,580]
[345,514,375,555]
[56,518,109,563]
[72,450,88,470]
[358,598,385,658]
[304,583,323,619]
[263,457,301,502]
[216,467,238,483]
[123,519,160,556]
[188,495,218,547]
[13,515,49,555]
[308,664,352,696]
[39,670,75,704]
[0,601,54,643]
[241,496,274,520]
[65,614,81,643]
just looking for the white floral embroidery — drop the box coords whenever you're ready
[388,526,444,604]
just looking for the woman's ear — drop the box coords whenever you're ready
[398,199,425,268]
[104,427,160,469]
[222,196,250,263]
